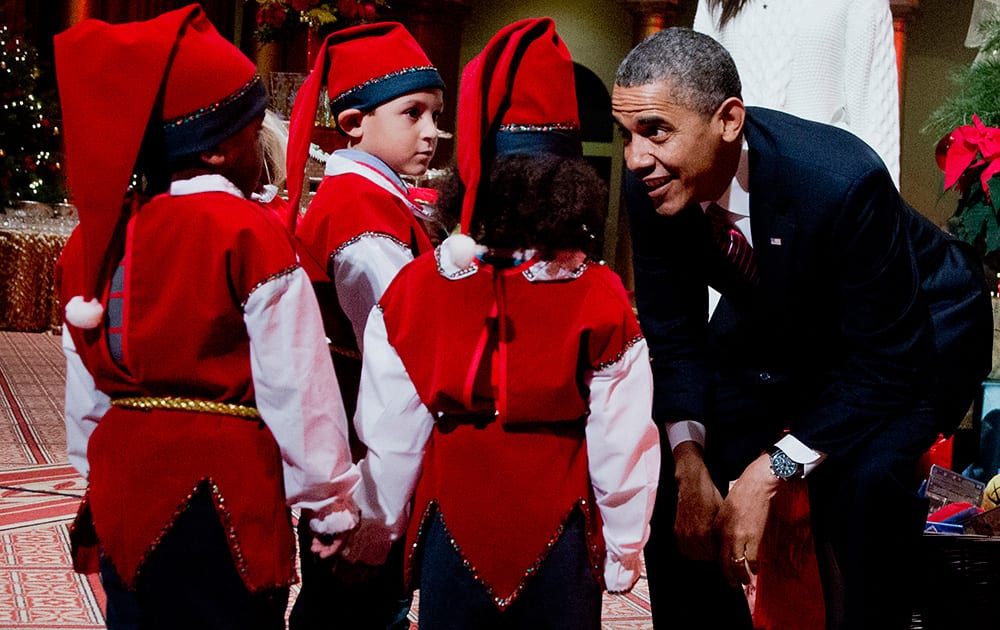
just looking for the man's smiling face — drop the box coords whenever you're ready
[612,79,732,216]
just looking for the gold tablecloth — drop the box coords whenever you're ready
[0,213,76,333]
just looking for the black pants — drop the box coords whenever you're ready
[807,406,936,630]
[289,519,412,630]
[645,405,937,630]
[644,426,755,630]
[101,484,289,630]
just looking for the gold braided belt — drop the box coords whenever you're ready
[110,396,261,420]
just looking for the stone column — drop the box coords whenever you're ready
[890,0,920,105]
[623,0,686,44]
[890,0,919,188]
[65,0,97,26]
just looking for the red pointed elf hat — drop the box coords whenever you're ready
[54,4,266,329]
[285,22,445,231]
[456,17,581,236]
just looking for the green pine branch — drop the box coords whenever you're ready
[925,15,1000,139]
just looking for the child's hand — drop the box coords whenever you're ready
[305,505,363,559]
[310,531,350,559]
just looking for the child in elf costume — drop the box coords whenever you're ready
[54,6,359,628]
[338,17,661,628]
[282,21,445,630]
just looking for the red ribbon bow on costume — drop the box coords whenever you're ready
[936,114,1000,200]
[406,186,438,207]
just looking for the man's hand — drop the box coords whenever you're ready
[673,441,724,562]
[714,452,780,586]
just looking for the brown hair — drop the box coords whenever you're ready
[436,154,606,260]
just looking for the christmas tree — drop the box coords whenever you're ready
[0,22,66,210]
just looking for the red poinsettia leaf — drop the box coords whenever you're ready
[980,126,1000,161]
[980,159,1000,202]
[941,134,981,191]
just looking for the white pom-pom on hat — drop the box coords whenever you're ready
[441,233,485,270]
[64,296,104,329]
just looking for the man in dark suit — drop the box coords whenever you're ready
[612,27,993,629]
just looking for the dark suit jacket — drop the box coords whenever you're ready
[627,107,992,469]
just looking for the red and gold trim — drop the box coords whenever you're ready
[242,263,300,310]
[594,334,645,371]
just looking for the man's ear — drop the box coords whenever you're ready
[716,97,745,142]
[336,108,366,140]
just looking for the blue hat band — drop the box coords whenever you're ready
[331,67,445,115]
[495,129,582,158]
[163,75,268,162]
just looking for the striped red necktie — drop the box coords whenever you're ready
[705,202,759,285]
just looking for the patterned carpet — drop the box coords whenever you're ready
[0,331,654,628]
[0,332,66,467]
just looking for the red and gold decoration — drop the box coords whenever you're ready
[0,213,72,333]
[254,0,386,44]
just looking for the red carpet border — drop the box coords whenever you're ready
[0,464,85,532]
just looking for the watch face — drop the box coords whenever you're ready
[770,450,800,479]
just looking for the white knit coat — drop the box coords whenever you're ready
[694,0,901,187]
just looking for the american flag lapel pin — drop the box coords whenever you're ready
[769,237,782,246]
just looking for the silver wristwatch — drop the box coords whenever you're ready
[767,445,804,480]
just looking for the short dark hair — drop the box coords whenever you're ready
[615,27,742,118]
[436,154,606,259]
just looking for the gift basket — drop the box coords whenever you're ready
[912,463,1000,626]
[911,531,1000,627]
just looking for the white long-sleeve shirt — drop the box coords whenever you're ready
[63,174,360,535]
[341,255,660,593]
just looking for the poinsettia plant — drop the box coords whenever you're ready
[254,0,384,43]
[938,115,1000,200]
[928,16,1000,277]
[935,115,1000,277]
